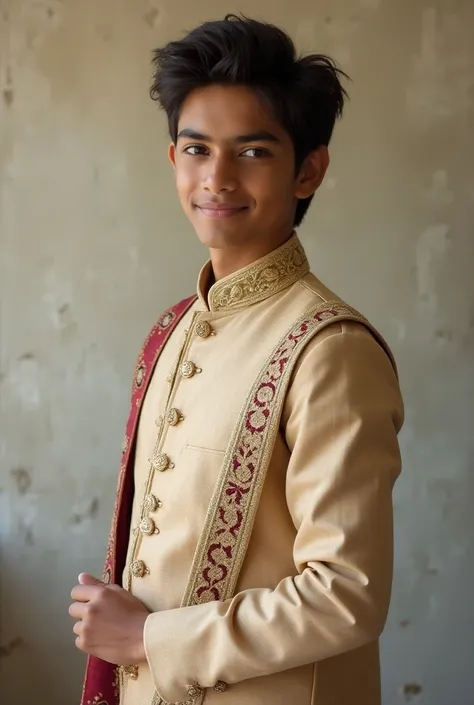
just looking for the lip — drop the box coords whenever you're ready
[195,202,248,219]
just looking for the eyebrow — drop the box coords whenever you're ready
[177,128,281,144]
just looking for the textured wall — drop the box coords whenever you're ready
[1,1,473,703]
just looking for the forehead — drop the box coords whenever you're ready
[178,84,289,141]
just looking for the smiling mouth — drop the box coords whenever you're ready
[196,204,248,219]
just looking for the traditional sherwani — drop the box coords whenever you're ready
[81,234,403,705]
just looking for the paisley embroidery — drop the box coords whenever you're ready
[182,301,369,607]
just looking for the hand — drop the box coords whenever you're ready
[69,573,150,664]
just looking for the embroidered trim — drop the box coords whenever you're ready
[81,297,197,705]
[208,234,309,312]
[182,300,373,607]
[150,299,394,705]
[107,296,197,587]
[151,692,196,705]
[87,695,109,705]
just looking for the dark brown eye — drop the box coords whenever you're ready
[183,145,207,155]
[241,147,270,158]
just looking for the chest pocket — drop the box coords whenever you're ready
[177,445,226,527]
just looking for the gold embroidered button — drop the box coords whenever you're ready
[120,665,138,680]
[213,681,228,693]
[151,453,173,472]
[139,517,159,536]
[143,494,162,512]
[130,559,149,578]
[187,684,203,698]
[135,365,145,387]
[180,361,201,378]
[195,321,214,338]
[167,408,184,426]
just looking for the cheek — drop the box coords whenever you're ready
[175,167,196,202]
[252,169,295,209]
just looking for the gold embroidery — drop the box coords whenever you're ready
[151,694,194,705]
[167,408,184,426]
[139,517,159,535]
[130,559,149,578]
[195,320,213,338]
[86,694,109,705]
[118,664,138,681]
[213,680,228,693]
[142,494,162,512]
[181,301,369,608]
[159,311,176,329]
[208,234,309,312]
[135,364,146,387]
[180,361,201,378]
[150,452,173,472]
[151,300,390,705]
[125,311,200,591]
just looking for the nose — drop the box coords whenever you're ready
[203,154,237,194]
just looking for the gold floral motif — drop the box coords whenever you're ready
[208,234,309,312]
[213,681,228,693]
[143,494,162,512]
[195,320,214,338]
[139,517,159,536]
[186,684,203,698]
[151,452,173,472]
[119,665,138,680]
[130,559,148,578]
[180,361,201,378]
[167,408,184,426]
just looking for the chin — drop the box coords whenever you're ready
[193,222,246,250]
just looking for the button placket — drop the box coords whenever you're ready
[127,313,215,590]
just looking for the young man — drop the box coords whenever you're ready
[71,15,403,705]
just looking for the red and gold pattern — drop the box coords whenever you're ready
[180,300,390,608]
[80,295,197,705]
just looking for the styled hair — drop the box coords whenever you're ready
[150,15,349,226]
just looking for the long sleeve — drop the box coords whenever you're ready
[143,320,404,703]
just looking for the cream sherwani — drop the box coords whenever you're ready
[119,234,403,705]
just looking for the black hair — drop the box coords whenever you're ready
[150,15,349,227]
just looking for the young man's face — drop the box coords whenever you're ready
[169,84,327,255]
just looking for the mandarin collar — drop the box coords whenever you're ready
[196,233,309,313]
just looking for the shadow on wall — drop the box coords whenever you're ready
[0,551,86,704]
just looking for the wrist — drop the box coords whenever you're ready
[133,613,149,663]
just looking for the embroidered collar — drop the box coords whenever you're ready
[196,233,309,313]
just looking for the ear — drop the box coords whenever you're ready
[294,146,330,199]
[168,142,177,170]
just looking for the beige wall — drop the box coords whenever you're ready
[1,1,473,703]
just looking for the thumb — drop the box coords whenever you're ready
[78,573,104,586]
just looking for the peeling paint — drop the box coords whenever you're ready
[11,468,32,495]
[402,683,423,701]
[416,224,450,313]
[3,88,14,106]
[425,169,454,208]
[0,638,25,659]
[70,497,100,526]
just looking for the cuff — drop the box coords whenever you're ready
[143,604,228,703]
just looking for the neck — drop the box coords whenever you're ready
[209,230,295,281]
